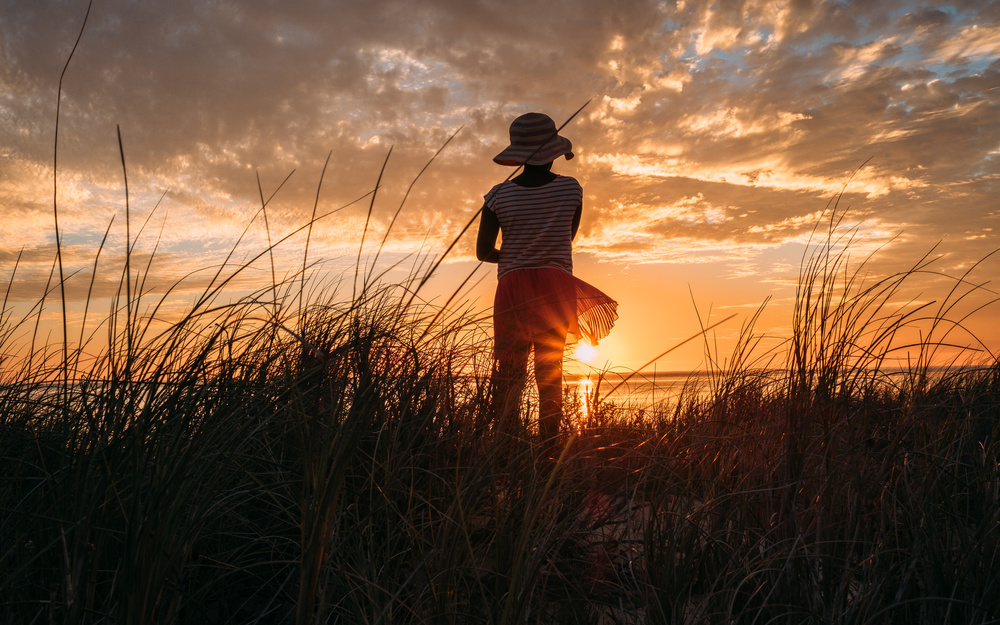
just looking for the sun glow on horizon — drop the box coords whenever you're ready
[572,342,599,364]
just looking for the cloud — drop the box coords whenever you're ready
[0,0,997,307]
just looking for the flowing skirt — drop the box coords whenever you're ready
[493,267,618,352]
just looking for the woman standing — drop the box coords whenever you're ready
[477,112,617,440]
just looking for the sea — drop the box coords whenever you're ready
[566,370,712,419]
[564,366,967,420]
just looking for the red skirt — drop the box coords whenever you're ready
[494,267,618,351]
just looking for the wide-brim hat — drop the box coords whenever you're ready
[493,112,574,166]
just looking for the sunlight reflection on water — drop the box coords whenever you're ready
[567,371,708,426]
[564,367,960,427]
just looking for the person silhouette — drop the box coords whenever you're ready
[477,112,617,443]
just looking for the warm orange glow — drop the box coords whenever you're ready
[573,377,594,427]
[572,342,599,364]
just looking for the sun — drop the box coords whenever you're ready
[572,342,599,364]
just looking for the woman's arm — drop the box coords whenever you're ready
[571,203,582,240]
[476,206,501,263]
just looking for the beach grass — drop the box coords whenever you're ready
[2,156,999,625]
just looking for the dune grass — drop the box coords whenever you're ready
[3,150,1000,625]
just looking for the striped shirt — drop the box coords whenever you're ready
[484,175,582,279]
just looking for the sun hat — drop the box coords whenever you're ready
[493,112,574,166]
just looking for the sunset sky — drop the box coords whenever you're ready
[2,0,999,372]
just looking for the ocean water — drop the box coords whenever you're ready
[566,371,711,419]
[565,367,966,421]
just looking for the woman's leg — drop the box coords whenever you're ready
[533,328,567,441]
[493,337,530,434]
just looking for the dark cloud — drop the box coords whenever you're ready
[899,8,952,30]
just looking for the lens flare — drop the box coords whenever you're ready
[573,342,598,363]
